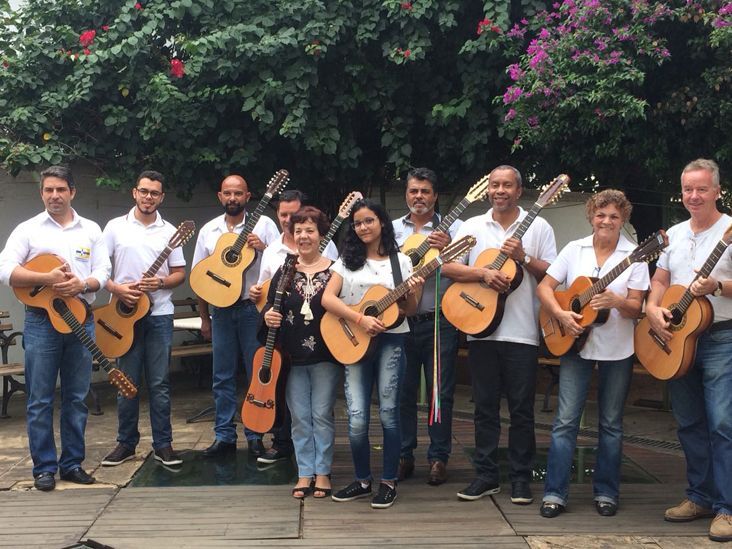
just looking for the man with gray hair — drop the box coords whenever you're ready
[645,158,732,542]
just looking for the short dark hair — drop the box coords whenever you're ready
[406,167,438,192]
[276,189,307,211]
[136,170,166,190]
[40,165,75,190]
[490,165,523,188]
[289,206,330,236]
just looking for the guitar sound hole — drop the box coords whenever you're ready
[570,298,582,315]
[408,252,420,267]
[224,249,240,264]
[118,302,134,316]
[364,305,378,318]
[259,369,271,384]
[670,308,683,326]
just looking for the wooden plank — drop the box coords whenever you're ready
[0,363,24,375]
[171,344,212,358]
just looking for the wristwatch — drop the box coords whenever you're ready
[82,280,89,294]
[522,254,532,266]
[713,281,723,297]
[158,277,165,290]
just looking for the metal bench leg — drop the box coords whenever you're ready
[1,375,24,419]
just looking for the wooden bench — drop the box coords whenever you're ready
[171,298,212,389]
[0,316,25,419]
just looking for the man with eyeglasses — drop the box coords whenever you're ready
[100,170,187,468]
[391,167,461,486]
[645,159,732,542]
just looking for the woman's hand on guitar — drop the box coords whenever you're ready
[645,304,673,343]
[249,284,263,300]
[589,290,620,311]
[556,310,584,337]
[406,276,425,296]
[360,315,385,336]
[481,268,511,293]
[264,309,282,328]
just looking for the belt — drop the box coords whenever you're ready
[25,305,47,315]
[708,319,732,333]
[411,311,436,323]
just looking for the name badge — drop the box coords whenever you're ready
[75,247,91,261]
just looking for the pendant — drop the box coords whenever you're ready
[300,301,313,322]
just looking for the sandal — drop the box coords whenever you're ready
[292,478,314,499]
[313,474,332,499]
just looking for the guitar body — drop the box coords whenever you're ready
[254,278,271,313]
[93,293,151,358]
[321,285,403,365]
[442,248,523,337]
[539,276,610,357]
[401,233,440,270]
[13,254,88,333]
[635,285,714,380]
[242,346,287,433]
[190,232,257,307]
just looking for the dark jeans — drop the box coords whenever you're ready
[400,314,458,463]
[468,340,538,484]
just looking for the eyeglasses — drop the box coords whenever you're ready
[351,217,377,230]
[135,188,163,199]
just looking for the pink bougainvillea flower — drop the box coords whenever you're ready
[477,18,492,35]
[83,48,91,55]
[403,49,411,58]
[79,29,96,48]
[170,58,185,78]
[134,2,142,10]
[401,2,413,10]
[101,25,110,31]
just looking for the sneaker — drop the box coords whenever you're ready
[101,444,135,466]
[710,513,732,542]
[457,478,500,501]
[540,501,565,518]
[371,483,397,509]
[664,498,715,522]
[510,481,534,505]
[154,446,183,466]
[257,446,292,464]
[332,480,372,502]
[398,456,414,481]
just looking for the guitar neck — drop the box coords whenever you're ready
[488,203,542,270]
[678,238,731,315]
[54,299,114,374]
[142,245,175,279]
[231,193,274,255]
[410,202,467,261]
[262,279,289,369]
[577,257,632,308]
[372,256,444,314]
[320,215,345,253]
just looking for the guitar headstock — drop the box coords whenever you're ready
[108,368,138,399]
[337,191,364,218]
[722,224,732,246]
[439,235,477,263]
[169,220,196,248]
[465,175,491,203]
[536,174,571,208]
[266,169,290,197]
[629,230,668,264]
[277,253,299,293]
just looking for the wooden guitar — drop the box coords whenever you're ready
[94,220,196,358]
[539,230,668,357]
[635,224,732,380]
[401,175,490,269]
[321,235,477,365]
[254,190,363,312]
[442,174,570,337]
[242,253,298,433]
[190,169,290,308]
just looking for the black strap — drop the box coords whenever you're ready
[389,252,403,287]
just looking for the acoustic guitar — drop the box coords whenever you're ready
[401,175,490,269]
[321,235,477,365]
[539,230,668,357]
[242,253,298,434]
[254,190,363,312]
[442,174,570,337]
[94,220,196,358]
[190,169,289,307]
[635,224,732,380]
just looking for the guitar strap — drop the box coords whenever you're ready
[389,252,403,287]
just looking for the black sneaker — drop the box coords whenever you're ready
[332,480,372,502]
[101,444,135,466]
[257,447,291,464]
[510,481,534,504]
[154,446,183,466]
[371,483,397,509]
[457,478,500,501]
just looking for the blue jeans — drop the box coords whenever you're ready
[543,353,633,507]
[211,301,260,443]
[286,361,340,477]
[669,329,732,515]
[343,333,405,482]
[116,314,173,450]
[400,314,458,463]
[23,309,93,476]
[468,340,538,484]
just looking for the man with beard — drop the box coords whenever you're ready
[100,171,187,468]
[193,174,279,457]
[391,167,461,485]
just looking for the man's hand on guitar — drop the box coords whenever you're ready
[52,274,84,297]
[264,309,282,328]
[249,284,263,301]
[111,282,143,307]
[138,275,162,293]
[246,233,266,252]
[360,315,385,337]
[45,262,72,285]
[690,273,718,297]
[427,231,451,251]
[481,268,511,293]
[500,237,526,264]
[645,304,673,343]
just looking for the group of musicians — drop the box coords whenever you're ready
[0,159,729,541]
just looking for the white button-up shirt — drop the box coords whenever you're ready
[547,234,650,361]
[257,234,338,284]
[103,208,187,316]
[452,207,557,345]
[0,209,111,303]
[192,213,279,302]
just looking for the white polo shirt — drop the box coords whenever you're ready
[103,208,187,316]
[0,209,111,303]
[392,213,463,315]
[657,214,732,322]
[331,253,414,334]
[192,213,279,302]
[452,207,557,345]
[547,234,650,361]
[257,234,338,284]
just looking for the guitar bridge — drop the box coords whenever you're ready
[648,329,671,355]
[339,318,360,347]
[206,270,232,287]
[245,393,274,409]
[97,319,123,340]
[459,292,485,311]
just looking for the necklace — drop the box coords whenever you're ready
[298,255,323,268]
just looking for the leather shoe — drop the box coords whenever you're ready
[34,472,55,491]
[60,467,95,485]
[596,500,618,517]
[427,460,447,486]
[247,439,265,457]
[203,440,237,458]
[398,456,414,481]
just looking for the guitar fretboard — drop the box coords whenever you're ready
[577,257,632,308]
[411,199,470,261]
[677,238,730,315]
[142,245,174,279]
[53,299,114,374]
[231,194,274,255]
[320,215,345,253]
[488,202,542,270]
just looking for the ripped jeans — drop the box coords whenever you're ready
[343,333,406,482]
